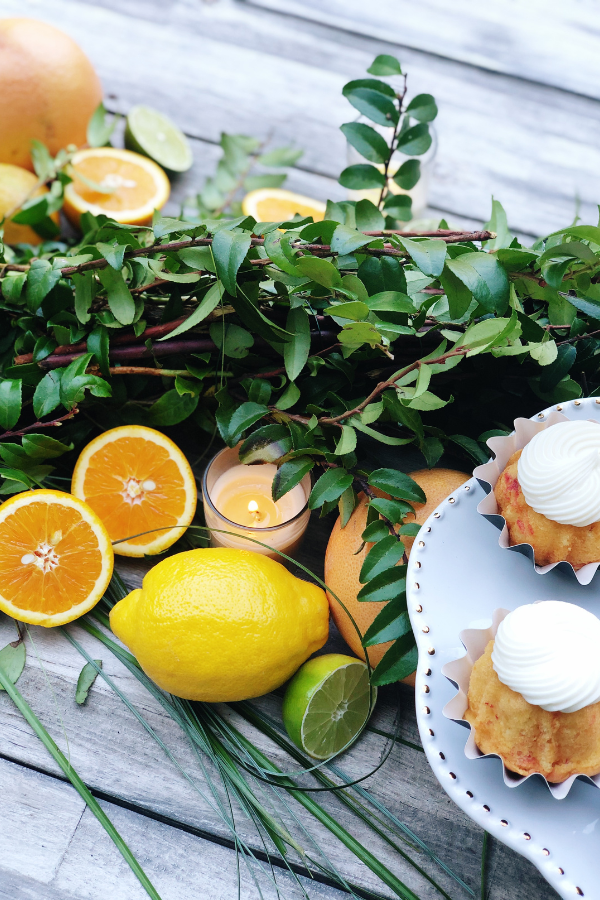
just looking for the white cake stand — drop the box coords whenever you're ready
[408,397,600,900]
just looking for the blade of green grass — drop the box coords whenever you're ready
[0,663,162,900]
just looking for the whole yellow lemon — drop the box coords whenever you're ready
[110,548,330,702]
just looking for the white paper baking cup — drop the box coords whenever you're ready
[442,608,600,800]
[473,411,600,585]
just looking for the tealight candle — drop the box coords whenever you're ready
[202,446,311,558]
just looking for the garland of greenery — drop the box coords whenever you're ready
[1,51,599,687]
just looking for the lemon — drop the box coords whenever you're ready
[109,548,329,702]
[282,654,374,759]
[241,188,326,224]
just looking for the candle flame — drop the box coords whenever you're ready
[248,500,259,513]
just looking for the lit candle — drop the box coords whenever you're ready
[202,449,311,558]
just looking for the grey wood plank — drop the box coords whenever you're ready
[0,757,345,900]
[246,0,600,100]
[2,0,599,235]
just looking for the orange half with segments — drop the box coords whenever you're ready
[0,490,114,627]
[71,425,197,557]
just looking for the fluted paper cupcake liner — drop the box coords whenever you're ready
[473,411,600,585]
[442,608,600,800]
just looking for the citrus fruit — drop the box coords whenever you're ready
[324,469,469,677]
[109,548,329,701]
[71,425,197,557]
[63,148,171,227]
[125,106,192,173]
[0,163,59,245]
[282,653,373,759]
[0,489,113,627]
[242,188,325,223]
[0,19,102,171]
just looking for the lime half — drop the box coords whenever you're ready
[282,653,374,759]
[125,106,193,173]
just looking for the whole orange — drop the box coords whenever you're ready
[0,164,59,245]
[0,19,102,170]
[324,468,470,682]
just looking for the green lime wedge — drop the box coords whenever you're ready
[282,654,375,759]
[125,105,193,173]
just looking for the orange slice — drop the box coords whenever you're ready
[63,147,171,227]
[71,425,197,557]
[0,489,114,627]
[241,188,325,223]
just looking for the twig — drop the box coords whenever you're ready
[0,407,78,440]
[377,74,408,209]
[317,347,468,425]
[557,327,600,345]
[108,367,189,377]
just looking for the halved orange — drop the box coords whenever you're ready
[241,188,325,223]
[63,147,171,227]
[71,425,197,557]
[0,489,114,627]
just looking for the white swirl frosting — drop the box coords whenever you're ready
[491,601,600,713]
[517,420,600,526]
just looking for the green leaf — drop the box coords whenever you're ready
[335,425,357,455]
[229,402,269,442]
[392,160,421,190]
[272,457,314,501]
[361,520,390,543]
[87,102,115,147]
[368,468,426,503]
[405,94,438,123]
[244,174,287,192]
[212,229,252,296]
[343,87,398,127]
[354,199,385,232]
[397,237,446,277]
[145,390,198,426]
[2,271,26,303]
[396,123,431,155]
[177,246,216,273]
[369,497,412,522]
[421,436,444,468]
[284,306,310,381]
[0,641,26,691]
[30,140,56,180]
[382,194,412,221]
[210,322,254,358]
[366,291,414,313]
[338,322,382,349]
[338,486,356,528]
[363,600,410,647]
[309,468,354,509]
[264,231,301,276]
[482,198,513,250]
[447,434,488,465]
[340,123,389,164]
[75,660,102,704]
[367,54,402,76]
[446,252,509,313]
[325,301,369,320]
[0,379,22,430]
[529,337,558,366]
[296,256,342,289]
[276,382,300,410]
[545,225,600,245]
[560,291,600,320]
[352,419,414,445]
[439,266,472,319]
[230,285,292,344]
[539,344,577,391]
[22,434,72,458]
[357,566,406,603]
[160,282,225,341]
[98,242,127,270]
[338,165,386,190]
[87,325,110,379]
[26,259,61,312]
[331,224,374,256]
[72,271,95,324]
[257,146,303,167]
[371,634,418,685]
[98,267,135,325]
[359,534,405,583]
[239,424,293,464]
[459,314,518,355]
[33,370,62,418]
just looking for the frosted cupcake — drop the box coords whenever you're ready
[494,419,600,568]
[465,601,600,782]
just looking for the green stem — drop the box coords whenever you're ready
[0,665,162,900]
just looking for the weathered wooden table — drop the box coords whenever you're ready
[1,0,598,896]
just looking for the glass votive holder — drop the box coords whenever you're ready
[202,445,311,560]
[345,118,438,219]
